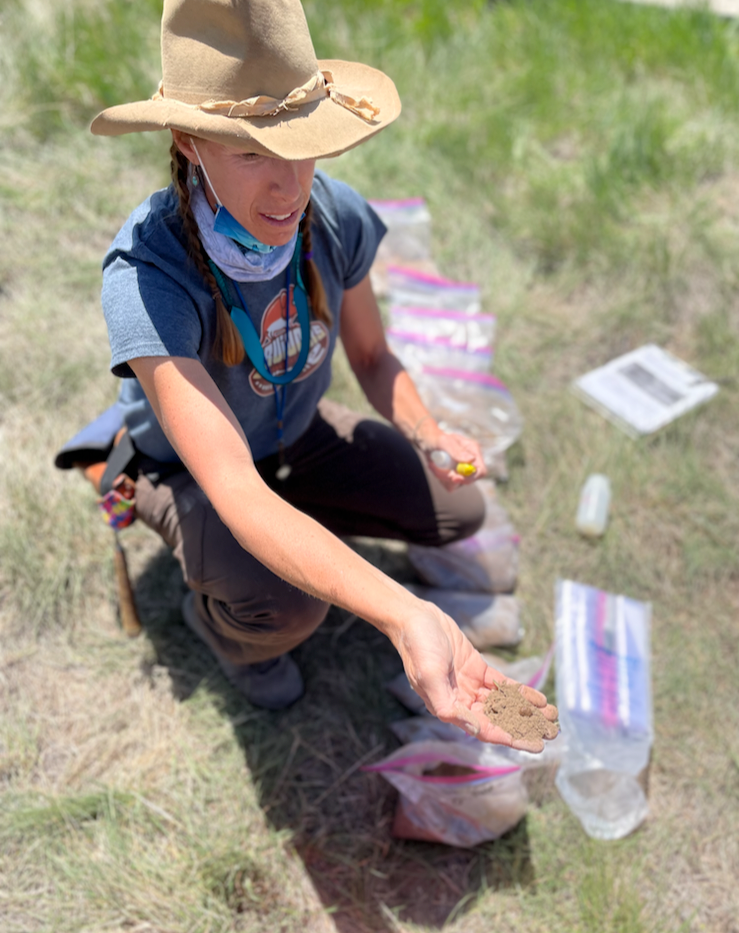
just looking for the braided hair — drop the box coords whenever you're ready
[299,198,331,327]
[169,141,332,368]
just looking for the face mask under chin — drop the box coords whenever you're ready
[190,138,278,255]
[212,204,278,254]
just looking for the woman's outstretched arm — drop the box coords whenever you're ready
[129,355,557,750]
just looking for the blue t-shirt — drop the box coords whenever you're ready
[102,171,385,463]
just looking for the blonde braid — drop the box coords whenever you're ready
[169,142,246,366]
[300,200,332,327]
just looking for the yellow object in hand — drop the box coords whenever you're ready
[429,449,477,477]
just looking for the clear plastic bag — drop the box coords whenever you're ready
[389,305,495,356]
[408,480,519,594]
[405,585,523,648]
[368,198,433,264]
[364,740,527,847]
[408,532,518,594]
[475,478,513,529]
[416,367,523,467]
[554,579,653,839]
[387,298,494,379]
[387,331,493,375]
[387,265,482,315]
[368,200,437,297]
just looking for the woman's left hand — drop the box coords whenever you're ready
[394,601,558,753]
[423,429,487,491]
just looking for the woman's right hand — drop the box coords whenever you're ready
[393,600,558,753]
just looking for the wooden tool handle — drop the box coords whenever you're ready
[113,534,142,637]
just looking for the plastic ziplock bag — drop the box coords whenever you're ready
[383,724,565,807]
[368,198,433,264]
[368,201,436,297]
[554,579,653,840]
[364,740,527,847]
[408,532,518,597]
[389,306,495,351]
[387,306,496,375]
[387,332,493,375]
[417,367,523,463]
[387,266,481,315]
[408,531,518,594]
[405,585,523,648]
[407,480,519,594]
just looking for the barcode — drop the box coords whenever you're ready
[618,363,684,407]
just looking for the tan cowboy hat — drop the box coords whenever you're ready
[90,0,401,160]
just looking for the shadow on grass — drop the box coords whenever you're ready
[132,539,536,932]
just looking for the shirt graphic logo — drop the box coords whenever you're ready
[249,286,330,397]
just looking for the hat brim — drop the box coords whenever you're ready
[90,60,401,160]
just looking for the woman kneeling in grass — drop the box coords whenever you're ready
[91,0,557,748]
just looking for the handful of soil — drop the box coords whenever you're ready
[482,682,559,743]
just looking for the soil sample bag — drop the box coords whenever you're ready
[387,266,482,315]
[364,740,527,847]
[554,579,653,840]
[389,306,496,351]
[388,712,564,805]
[387,331,493,376]
[368,200,435,297]
[416,369,523,473]
[405,585,523,648]
[387,306,496,375]
[408,481,519,593]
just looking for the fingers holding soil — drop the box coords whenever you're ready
[516,683,550,708]
[482,681,559,750]
[484,675,558,720]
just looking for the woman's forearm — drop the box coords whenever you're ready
[210,465,417,643]
[339,275,442,448]
[131,355,419,644]
[351,348,442,448]
[129,357,557,747]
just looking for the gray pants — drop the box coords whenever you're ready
[134,399,485,665]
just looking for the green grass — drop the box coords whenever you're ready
[1,0,739,931]
[0,0,162,136]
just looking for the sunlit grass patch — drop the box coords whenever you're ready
[317,0,739,290]
[0,0,161,136]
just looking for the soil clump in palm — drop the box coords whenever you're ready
[482,682,559,743]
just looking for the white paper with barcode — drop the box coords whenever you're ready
[573,343,718,435]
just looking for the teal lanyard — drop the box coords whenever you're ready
[207,236,311,386]
[207,237,311,466]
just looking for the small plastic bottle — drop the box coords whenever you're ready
[429,449,477,477]
[576,474,611,537]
